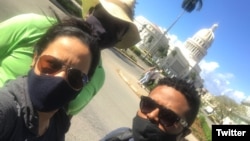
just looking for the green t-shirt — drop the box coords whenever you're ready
[0,13,105,115]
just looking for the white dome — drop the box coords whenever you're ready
[194,24,218,44]
[184,23,218,63]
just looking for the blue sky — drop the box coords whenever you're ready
[134,0,250,103]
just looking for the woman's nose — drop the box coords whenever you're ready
[54,69,67,79]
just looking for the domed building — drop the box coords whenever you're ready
[134,16,169,57]
[185,24,218,63]
[160,24,218,88]
[133,16,218,88]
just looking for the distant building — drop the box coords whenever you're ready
[134,16,169,57]
[160,24,218,88]
[134,16,218,88]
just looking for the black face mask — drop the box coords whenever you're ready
[132,115,180,141]
[86,15,105,38]
[97,32,120,49]
[27,69,80,112]
[86,15,123,49]
[86,15,115,49]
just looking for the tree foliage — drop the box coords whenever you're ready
[157,45,168,58]
[213,95,247,123]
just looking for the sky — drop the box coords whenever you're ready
[134,0,250,104]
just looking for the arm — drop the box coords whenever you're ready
[0,13,55,87]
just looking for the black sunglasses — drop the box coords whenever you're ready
[37,55,88,90]
[140,96,188,128]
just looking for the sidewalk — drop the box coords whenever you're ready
[117,69,149,98]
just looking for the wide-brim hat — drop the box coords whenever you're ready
[82,0,141,49]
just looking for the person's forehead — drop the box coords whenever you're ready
[40,36,91,72]
[149,85,190,116]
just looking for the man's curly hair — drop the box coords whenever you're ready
[156,77,201,127]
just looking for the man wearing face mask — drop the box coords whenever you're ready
[0,0,140,116]
[100,77,201,141]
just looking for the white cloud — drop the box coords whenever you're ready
[168,34,183,47]
[199,60,219,73]
[232,91,246,101]
[199,60,246,103]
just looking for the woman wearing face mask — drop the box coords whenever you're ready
[0,0,140,117]
[0,16,100,141]
[101,77,200,141]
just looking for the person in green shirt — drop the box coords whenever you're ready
[0,0,140,116]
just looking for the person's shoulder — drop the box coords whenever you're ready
[5,13,47,22]
[100,127,133,141]
[1,13,55,31]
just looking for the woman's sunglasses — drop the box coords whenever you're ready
[140,96,188,128]
[37,55,88,90]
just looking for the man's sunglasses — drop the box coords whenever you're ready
[140,96,188,128]
[37,55,88,90]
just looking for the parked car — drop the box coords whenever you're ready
[204,106,214,114]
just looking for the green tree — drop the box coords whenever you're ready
[157,45,169,58]
[147,36,154,44]
[171,50,177,57]
[189,71,196,81]
[213,95,247,123]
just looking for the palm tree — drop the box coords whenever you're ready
[166,0,203,32]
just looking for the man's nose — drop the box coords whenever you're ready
[146,108,160,123]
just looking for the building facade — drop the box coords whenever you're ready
[160,24,218,87]
[134,16,218,88]
[134,16,169,58]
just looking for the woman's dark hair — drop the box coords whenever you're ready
[34,15,100,79]
[157,77,201,127]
